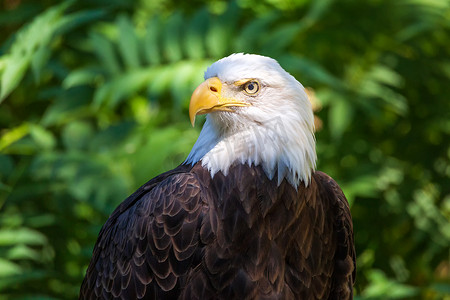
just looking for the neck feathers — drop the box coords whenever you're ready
[185,114,316,188]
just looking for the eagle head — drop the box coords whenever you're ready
[186,53,316,188]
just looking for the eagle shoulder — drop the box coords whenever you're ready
[79,164,205,299]
[313,171,356,299]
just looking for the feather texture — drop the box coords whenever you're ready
[80,163,355,299]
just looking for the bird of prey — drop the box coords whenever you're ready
[80,53,356,299]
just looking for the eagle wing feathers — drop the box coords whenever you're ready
[80,165,205,300]
[314,171,356,299]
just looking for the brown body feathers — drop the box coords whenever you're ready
[80,162,355,299]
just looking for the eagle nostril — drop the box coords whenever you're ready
[210,86,218,93]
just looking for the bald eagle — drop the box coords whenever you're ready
[80,54,355,299]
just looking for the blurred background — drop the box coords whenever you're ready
[0,0,449,299]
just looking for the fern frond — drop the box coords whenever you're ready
[0,1,105,103]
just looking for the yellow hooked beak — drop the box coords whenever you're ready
[189,77,250,126]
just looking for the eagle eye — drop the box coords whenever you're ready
[243,81,260,95]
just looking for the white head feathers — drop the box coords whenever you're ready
[185,53,317,188]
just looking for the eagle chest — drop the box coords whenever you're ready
[188,164,333,299]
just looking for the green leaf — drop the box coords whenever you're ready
[148,65,178,95]
[205,2,240,58]
[184,8,209,59]
[29,125,56,150]
[0,123,30,152]
[262,22,303,56]
[30,45,52,83]
[144,17,162,65]
[61,121,94,150]
[41,91,91,126]
[7,244,41,261]
[363,269,419,298]
[93,69,154,109]
[0,258,22,277]
[89,121,136,152]
[234,13,277,52]
[301,0,333,27]
[0,270,48,291]
[162,12,184,62]
[56,9,106,34]
[62,68,100,89]
[328,97,353,140]
[341,175,379,205]
[369,65,404,88]
[0,56,30,102]
[0,228,47,246]
[278,56,344,89]
[0,1,74,103]
[0,154,14,177]
[117,15,141,69]
[90,32,121,76]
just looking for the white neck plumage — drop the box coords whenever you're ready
[185,112,317,189]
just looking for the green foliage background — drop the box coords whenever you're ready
[0,0,449,299]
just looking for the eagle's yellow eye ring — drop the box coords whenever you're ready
[243,81,260,95]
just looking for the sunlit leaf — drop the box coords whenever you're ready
[0,56,30,102]
[363,269,419,298]
[328,97,353,140]
[0,1,74,102]
[369,65,404,88]
[7,244,41,261]
[62,68,100,89]
[341,175,379,205]
[0,123,30,151]
[0,258,22,277]
[0,228,47,246]
[29,125,56,150]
